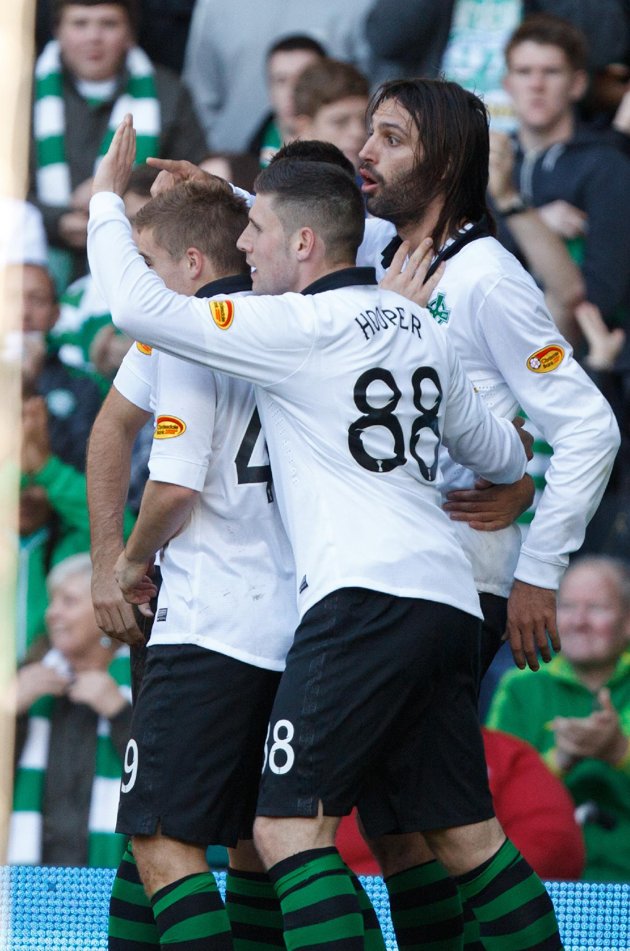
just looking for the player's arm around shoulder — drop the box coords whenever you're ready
[439,343,529,487]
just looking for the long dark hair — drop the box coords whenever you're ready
[368,78,496,245]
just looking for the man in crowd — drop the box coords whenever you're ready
[29,0,208,287]
[488,555,630,882]
[292,58,370,173]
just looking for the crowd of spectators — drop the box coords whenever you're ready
[5,0,630,882]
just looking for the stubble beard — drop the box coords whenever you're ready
[365,164,433,231]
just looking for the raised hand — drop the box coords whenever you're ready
[92,113,137,197]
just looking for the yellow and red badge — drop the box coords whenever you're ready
[526,344,565,374]
[209,299,234,330]
[154,415,186,439]
[136,341,153,355]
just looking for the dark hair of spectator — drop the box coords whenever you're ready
[505,14,589,72]
[133,182,249,276]
[271,139,356,180]
[293,58,369,118]
[254,158,364,265]
[368,78,495,246]
[125,164,159,198]
[267,34,327,61]
[52,0,140,33]
[204,152,261,193]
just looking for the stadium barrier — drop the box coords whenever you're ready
[0,866,629,950]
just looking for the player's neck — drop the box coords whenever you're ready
[295,259,357,292]
[397,200,444,257]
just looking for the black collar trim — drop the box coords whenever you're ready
[195,274,252,298]
[301,267,377,296]
[381,216,492,279]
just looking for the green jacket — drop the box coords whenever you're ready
[18,455,136,659]
[486,653,630,881]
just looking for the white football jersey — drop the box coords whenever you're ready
[114,339,157,413]
[89,193,527,621]
[114,278,297,671]
[358,218,619,595]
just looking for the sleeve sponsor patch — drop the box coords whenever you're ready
[526,344,564,373]
[154,415,186,439]
[136,342,153,355]
[209,299,234,330]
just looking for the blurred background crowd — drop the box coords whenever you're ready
[5,0,630,883]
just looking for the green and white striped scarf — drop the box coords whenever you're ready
[9,647,132,868]
[33,40,161,206]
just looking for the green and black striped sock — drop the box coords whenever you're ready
[150,871,232,948]
[385,860,464,950]
[346,867,386,950]
[225,867,284,949]
[457,839,563,950]
[108,843,160,949]
[461,899,483,951]
[269,846,364,950]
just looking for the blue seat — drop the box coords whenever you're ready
[1,866,628,950]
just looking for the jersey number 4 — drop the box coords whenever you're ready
[348,366,443,480]
[235,407,272,485]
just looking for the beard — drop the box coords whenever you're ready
[363,162,436,230]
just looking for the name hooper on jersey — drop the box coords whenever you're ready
[355,305,423,342]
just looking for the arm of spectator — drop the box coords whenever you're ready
[89,325,133,380]
[551,688,629,771]
[15,662,70,715]
[87,387,149,646]
[443,473,535,531]
[537,200,587,240]
[489,132,585,341]
[21,396,52,477]
[574,300,626,370]
[22,396,92,540]
[67,670,130,719]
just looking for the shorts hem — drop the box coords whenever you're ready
[116,815,242,849]
[360,806,496,839]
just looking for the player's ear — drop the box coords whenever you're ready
[294,226,316,260]
[186,247,204,280]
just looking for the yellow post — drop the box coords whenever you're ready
[0,0,35,881]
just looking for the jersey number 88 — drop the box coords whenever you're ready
[348,366,443,480]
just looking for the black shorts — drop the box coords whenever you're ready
[479,592,508,678]
[117,645,280,847]
[256,587,494,836]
